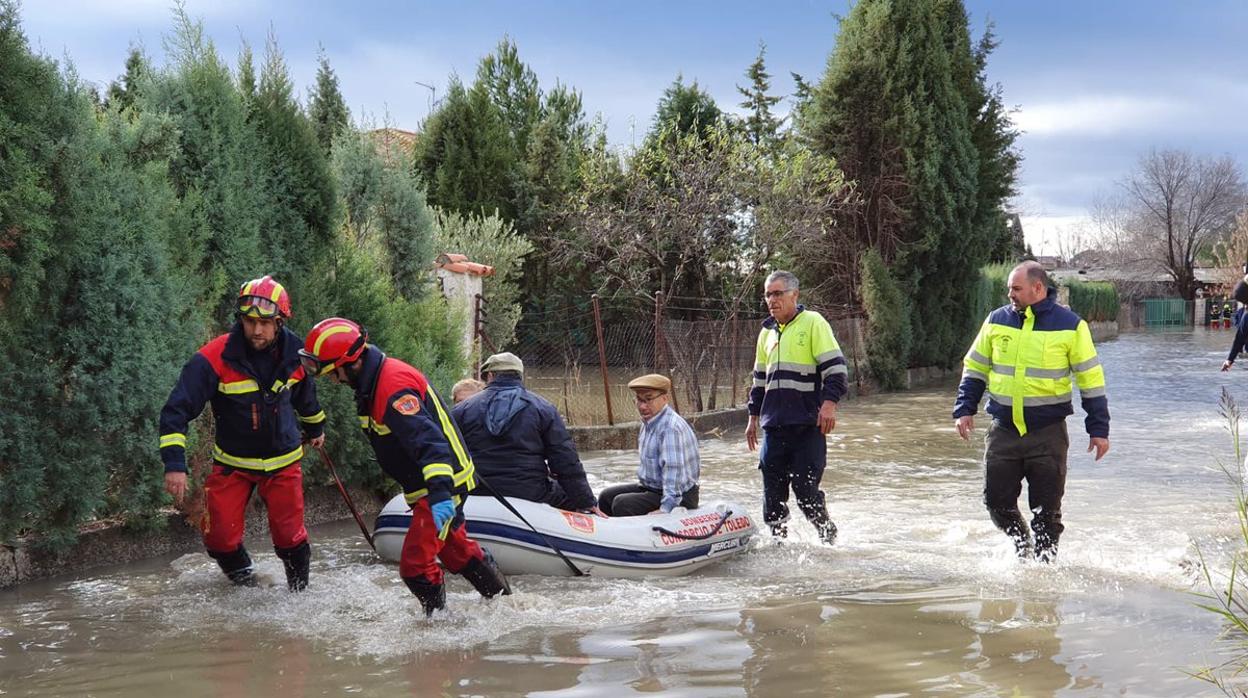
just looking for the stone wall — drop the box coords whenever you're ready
[1088,320,1119,343]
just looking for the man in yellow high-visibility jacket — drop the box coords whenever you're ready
[952,261,1110,562]
[745,270,847,545]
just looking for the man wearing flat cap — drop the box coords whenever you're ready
[598,374,701,516]
[452,352,600,513]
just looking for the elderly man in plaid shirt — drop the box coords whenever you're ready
[598,374,701,516]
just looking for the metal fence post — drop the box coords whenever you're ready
[653,291,680,413]
[653,291,664,372]
[730,313,739,407]
[592,294,615,426]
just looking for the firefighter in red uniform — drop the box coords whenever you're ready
[299,317,509,616]
[159,276,326,590]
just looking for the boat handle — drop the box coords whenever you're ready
[651,510,734,541]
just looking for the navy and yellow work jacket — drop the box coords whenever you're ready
[953,288,1109,438]
[353,347,477,506]
[159,324,326,473]
[747,306,848,429]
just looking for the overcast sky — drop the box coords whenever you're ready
[16,0,1248,254]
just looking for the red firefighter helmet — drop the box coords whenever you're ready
[237,275,292,319]
[299,317,368,377]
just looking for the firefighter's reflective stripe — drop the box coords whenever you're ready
[426,386,474,476]
[359,415,392,435]
[212,445,303,472]
[299,410,326,424]
[422,463,455,481]
[218,379,260,395]
[160,433,187,449]
[403,472,475,504]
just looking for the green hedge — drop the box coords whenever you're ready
[1064,279,1120,322]
[973,263,1012,321]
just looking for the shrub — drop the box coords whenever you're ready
[860,249,912,390]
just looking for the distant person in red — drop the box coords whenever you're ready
[159,276,326,590]
[299,317,509,616]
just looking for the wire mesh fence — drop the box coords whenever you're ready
[494,294,865,426]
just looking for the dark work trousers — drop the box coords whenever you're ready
[983,419,1069,560]
[759,425,831,530]
[598,483,700,516]
[541,480,587,512]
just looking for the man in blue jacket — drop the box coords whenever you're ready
[452,352,600,514]
[745,270,847,545]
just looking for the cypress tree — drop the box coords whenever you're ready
[104,47,150,113]
[0,2,191,545]
[805,0,983,366]
[309,48,350,154]
[251,31,337,285]
[147,7,266,323]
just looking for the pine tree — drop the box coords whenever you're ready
[736,43,783,148]
[415,78,516,219]
[646,76,723,148]
[309,48,350,153]
[413,37,595,323]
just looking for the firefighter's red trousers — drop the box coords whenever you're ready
[202,463,308,553]
[400,498,484,583]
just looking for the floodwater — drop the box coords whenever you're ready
[3,327,1248,697]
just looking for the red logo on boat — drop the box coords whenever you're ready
[561,511,596,534]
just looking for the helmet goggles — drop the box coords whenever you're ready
[238,294,281,319]
[297,349,335,377]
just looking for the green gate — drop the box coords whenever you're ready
[1141,298,1189,327]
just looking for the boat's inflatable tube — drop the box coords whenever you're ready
[373,493,756,578]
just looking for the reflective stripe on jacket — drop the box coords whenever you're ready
[747,306,848,428]
[354,348,476,505]
[158,324,325,473]
[953,287,1109,438]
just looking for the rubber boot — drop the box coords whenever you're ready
[1033,514,1061,563]
[460,550,511,598]
[209,545,257,587]
[275,541,311,592]
[989,507,1033,560]
[403,577,446,617]
[769,522,789,540]
[818,520,838,547]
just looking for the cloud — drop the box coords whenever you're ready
[1013,94,1194,137]
[19,0,253,28]
[1019,214,1097,256]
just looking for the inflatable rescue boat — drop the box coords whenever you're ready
[373,493,756,578]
